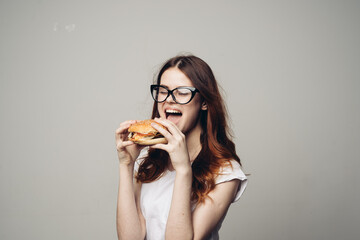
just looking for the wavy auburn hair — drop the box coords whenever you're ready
[136,55,241,204]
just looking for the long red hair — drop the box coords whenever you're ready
[136,55,241,204]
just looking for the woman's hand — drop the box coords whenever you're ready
[116,120,147,240]
[150,118,191,173]
[115,120,143,166]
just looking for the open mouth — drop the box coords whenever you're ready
[165,109,182,123]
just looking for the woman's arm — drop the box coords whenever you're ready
[165,167,194,240]
[192,179,240,239]
[150,119,194,239]
[165,171,240,240]
[115,121,146,240]
[116,164,146,240]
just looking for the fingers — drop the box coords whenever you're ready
[152,118,183,138]
[116,140,135,150]
[115,120,139,151]
[149,143,167,151]
[150,118,186,154]
[115,120,138,141]
[151,122,172,140]
[150,118,190,172]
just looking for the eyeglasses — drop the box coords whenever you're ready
[150,85,199,105]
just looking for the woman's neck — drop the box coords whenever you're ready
[185,122,203,163]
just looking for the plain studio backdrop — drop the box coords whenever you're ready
[1,0,359,239]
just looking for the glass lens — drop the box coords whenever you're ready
[152,86,168,102]
[173,88,192,104]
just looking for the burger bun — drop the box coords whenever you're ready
[128,119,168,145]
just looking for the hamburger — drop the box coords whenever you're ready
[127,119,168,145]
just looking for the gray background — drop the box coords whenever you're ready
[1,0,359,239]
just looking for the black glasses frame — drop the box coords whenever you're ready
[150,84,199,105]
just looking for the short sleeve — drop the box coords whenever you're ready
[215,160,248,202]
[134,147,149,174]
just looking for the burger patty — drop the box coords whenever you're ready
[128,132,163,141]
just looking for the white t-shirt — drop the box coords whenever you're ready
[135,148,248,240]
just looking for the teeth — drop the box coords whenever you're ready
[166,109,181,114]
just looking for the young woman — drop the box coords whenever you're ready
[115,55,247,240]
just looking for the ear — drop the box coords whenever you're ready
[201,102,208,110]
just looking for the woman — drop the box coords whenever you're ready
[115,55,247,240]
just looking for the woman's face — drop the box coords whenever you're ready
[157,67,204,135]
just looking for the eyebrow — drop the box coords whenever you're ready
[160,84,193,89]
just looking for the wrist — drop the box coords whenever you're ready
[119,161,135,171]
[174,164,192,176]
